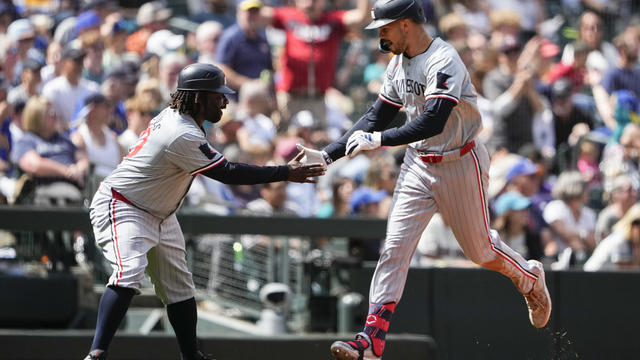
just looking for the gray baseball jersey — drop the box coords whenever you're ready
[368,38,540,305]
[103,108,225,218]
[379,37,482,153]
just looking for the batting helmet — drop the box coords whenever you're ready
[365,0,426,29]
[176,63,235,94]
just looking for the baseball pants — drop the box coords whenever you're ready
[90,185,196,305]
[369,142,538,304]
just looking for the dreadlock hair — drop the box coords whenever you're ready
[168,90,207,118]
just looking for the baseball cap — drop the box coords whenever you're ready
[61,47,87,61]
[238,0,262,10]
[75,10,101,35]
[83,92,108,106]
[551,77,573,98]
[137,1,172,26]
[350,187,387,211]
[22,58,43,72]
[105,64,138,84]
[146,29,185,57]
[494,192,531,216]
[540,38,560,59]
[506,158,539,183]
[7,19,35,42]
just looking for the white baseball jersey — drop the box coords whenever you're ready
[103,108,225,218]
[368,38,540,306]
[379,38,482,153]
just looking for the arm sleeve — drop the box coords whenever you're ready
[201,160,289,185]
[323,98,400,161]
[380,97,455,146]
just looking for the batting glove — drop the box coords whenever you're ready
[296,144,332,166]
[345,130,381,158]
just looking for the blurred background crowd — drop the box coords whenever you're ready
[0,0,640,275]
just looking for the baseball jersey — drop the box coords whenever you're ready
[379,38,482,153]
[103,108,224,218]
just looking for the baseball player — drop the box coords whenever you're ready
[297,1,552,359]
[83,64,325,360]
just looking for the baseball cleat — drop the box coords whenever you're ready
[195,350,216,360]
[331,333,381,360]
[524,260,552,328]
[83,349,107,360]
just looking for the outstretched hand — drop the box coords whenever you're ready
[287,152,326,183]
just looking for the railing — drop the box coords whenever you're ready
[0,205,387,325]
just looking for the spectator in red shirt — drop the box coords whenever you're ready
[259,0,370,130]
[547,40,589,93]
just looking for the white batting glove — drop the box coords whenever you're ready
[296,144,332,166]
[345,130,381,158]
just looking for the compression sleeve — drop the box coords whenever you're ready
[323,98,400,161]
[380,97,455,146]
[201,160,289,185]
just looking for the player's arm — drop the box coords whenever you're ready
[201,153,325,185]
[379,97,455,146]
[322,98,400,161]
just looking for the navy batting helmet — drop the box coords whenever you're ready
[365,0,426,29]
[176,63,235,94]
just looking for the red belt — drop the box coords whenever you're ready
[419,141,475,164]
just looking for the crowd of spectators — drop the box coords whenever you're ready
[1,0,640,272]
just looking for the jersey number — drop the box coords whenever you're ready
[126,128,151,158]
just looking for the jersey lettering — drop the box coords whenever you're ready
[126,127,150,158]
[393,78,426,97]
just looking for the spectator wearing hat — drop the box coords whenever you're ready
[492,192,543,261]
[195,21,223,65]
[256,0,370,129]
[543,171,597,265]
[547,41,589,93]
[42,47,100,130]
[594,174,638,244]
[70,93,122,182]
[0,3,18,35]
[547,77,595,172]
[349,187,388,261]
[7,18,37,85]
[126,1,172,55]
[100,64,138,134]
[483,35,546,154]
[146,29,186,58]
[74,10,102,41]
[214,0,272,97]
[8,58,42,106]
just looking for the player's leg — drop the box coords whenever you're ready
[331,163,437,360]
[147,214,208,360]
[436,143,551,327]
[86,188,160,359]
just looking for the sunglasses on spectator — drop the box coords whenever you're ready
[632,219,640,227]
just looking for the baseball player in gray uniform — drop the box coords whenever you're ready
[83,64,325,360]
[297,1,552,359]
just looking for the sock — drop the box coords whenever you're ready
[167,297,199,360]
[91,285,136,351]
[362,302,396,357]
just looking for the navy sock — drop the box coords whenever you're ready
[167,297,199,360]
[90,286,135,351]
